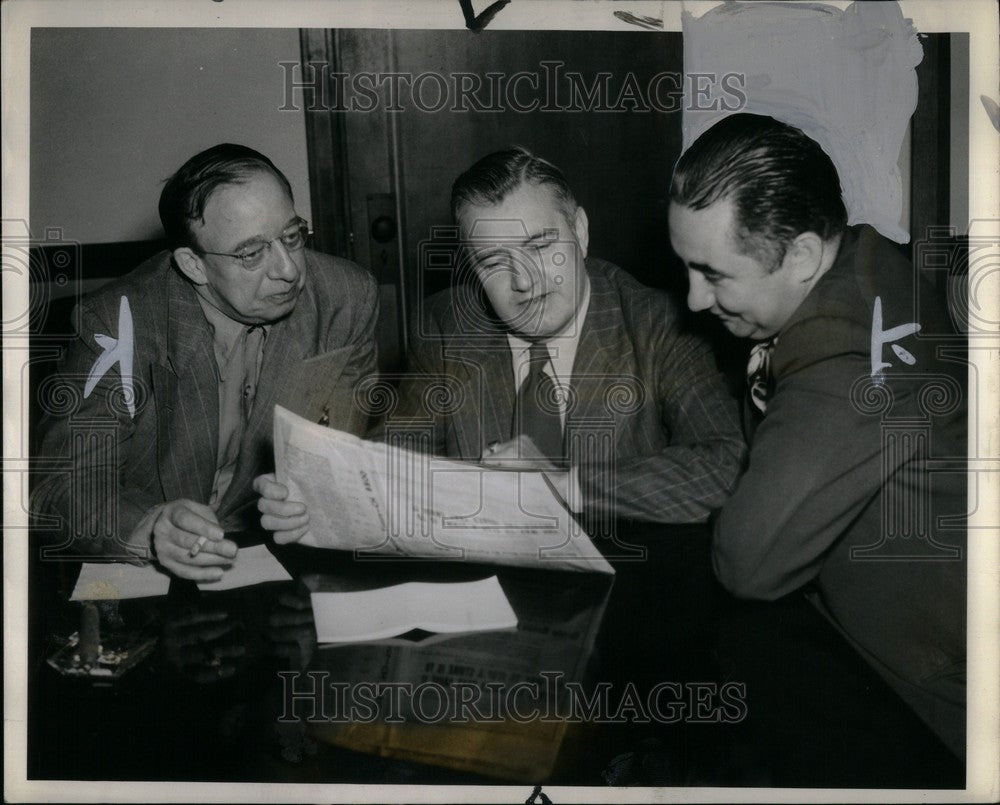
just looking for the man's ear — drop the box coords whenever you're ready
[783,231,824,282]
[172,247,209,286]
[573,206,590,259]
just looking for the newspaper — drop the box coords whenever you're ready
[274,406,614,574]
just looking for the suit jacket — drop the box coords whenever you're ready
[713,226,967,756]
[33,248,378,556]
[382,258,745,524]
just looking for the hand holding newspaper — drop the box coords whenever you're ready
[273,406,613,573]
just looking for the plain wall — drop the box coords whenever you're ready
[30,28,311,244]
[950,32,970,232]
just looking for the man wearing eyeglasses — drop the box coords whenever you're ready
[33,143,378,581]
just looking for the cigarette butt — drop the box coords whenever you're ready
[188,535,209,558]
[79,602,100,665]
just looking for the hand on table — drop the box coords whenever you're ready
[150,499,237,581]
[480,435,574,506]
[267,586,316,670]
[479,434,562,472]
[254,473,311,544]
[162,606,246,683]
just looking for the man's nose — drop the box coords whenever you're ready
[268,241,300,283]
[686,270,714,312]
[509,261,535,293]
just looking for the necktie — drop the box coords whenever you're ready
[212,325,266,508]
[241,325,266,422]
[512,342,563,460]
[746,337,776,415]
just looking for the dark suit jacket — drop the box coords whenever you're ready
[33,249,378,556]
[713,226,967,756]
[382,258,745,523]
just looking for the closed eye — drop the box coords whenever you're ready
[690,263,724,284]
[237,243,267,262]
[477,261,516,276]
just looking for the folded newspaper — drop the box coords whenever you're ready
[274,406,613,574]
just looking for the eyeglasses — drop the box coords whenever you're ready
[200,219,312,270]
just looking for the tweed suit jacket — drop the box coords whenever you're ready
[383,258,745,523]
[713,226,967,757]
[33,248,378,556]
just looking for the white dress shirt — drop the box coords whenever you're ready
[505,282,592,427]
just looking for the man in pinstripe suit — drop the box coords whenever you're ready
[33,144,378,581]
[258,147,745,543]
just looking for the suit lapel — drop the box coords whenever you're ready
[472,334,516,451]
[154,266,219,505]
[570,269,635,429]
[447,306,515,458]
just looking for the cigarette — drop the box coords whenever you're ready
[188,535,209,558]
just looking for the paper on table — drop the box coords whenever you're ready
[71,561,171,601]
[310,575,518,643]
[274,405,614,574]
[196,543,292,591]
[70,544,291,600]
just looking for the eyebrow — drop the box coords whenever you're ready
[688,261,726,277]
[229,215,300,252]
[468,230,548,262]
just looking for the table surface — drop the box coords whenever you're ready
[27,523,963,789]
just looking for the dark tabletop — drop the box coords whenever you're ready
[27,522,963,788]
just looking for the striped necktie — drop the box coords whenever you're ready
[512,342,564,460]
[746,337,777,415]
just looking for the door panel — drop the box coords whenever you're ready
[386,30,684,300]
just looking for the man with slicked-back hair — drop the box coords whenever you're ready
[669,113,966,761]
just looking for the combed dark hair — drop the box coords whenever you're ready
[670,114,847,269]
[450,146,577,223]
[158,143,294,250]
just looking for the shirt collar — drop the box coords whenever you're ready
[195,294,268,375]
[506,276,592,386]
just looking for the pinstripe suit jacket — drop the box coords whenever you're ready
[385,259,745,523]
[33,249,378,557]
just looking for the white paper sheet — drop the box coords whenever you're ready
[310,575,518,643]
[274,405,614,574]
[70,561,171,601]
[70,544,292,600]
[195,543,292,591]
